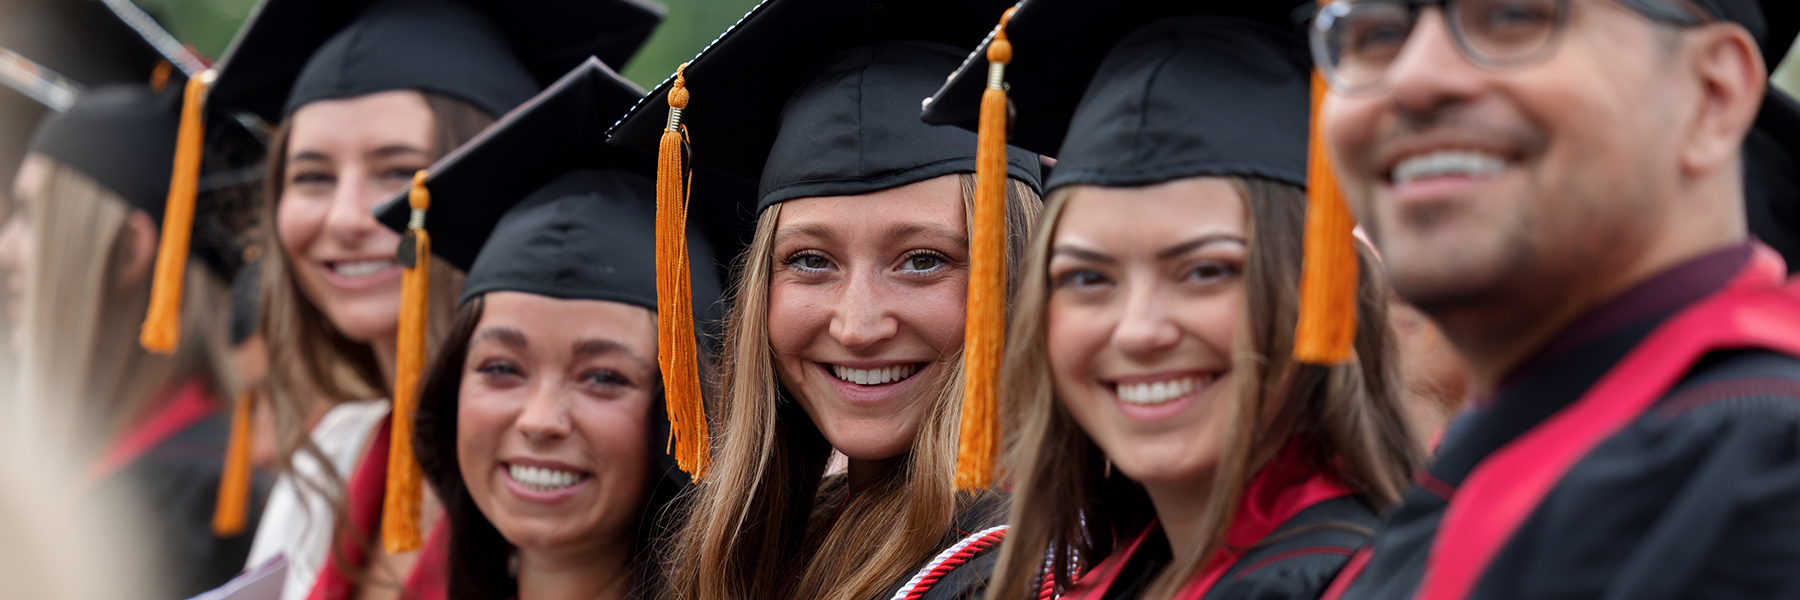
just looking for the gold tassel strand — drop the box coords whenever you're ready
[211,390,253,536]
[954,7,1017,491]
[1294,61,1359,364]
[381,171,431,553]
[140,69,215,353]
[657,65,709,477]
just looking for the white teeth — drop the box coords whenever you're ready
[830,363,920,386]
[1115,376,1211,405]
[1392,150,1505,186]
[507,464,584,491]
[331,259,396,278]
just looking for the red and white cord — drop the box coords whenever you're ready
[889,525,1010,600]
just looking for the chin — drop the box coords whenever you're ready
[818,417,919,462]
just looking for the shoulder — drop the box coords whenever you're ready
[1207,497,1375,600]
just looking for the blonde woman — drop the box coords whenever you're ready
[919,5,1421,599]
[608,1,1041,598]
[0,85,254,598]
[205,0,663,597]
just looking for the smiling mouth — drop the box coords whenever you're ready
[1109,375,1216,406]
[827,363,923,386]
[1389,149,1507,186]
[326,258,399,278]
[506,463,590,492]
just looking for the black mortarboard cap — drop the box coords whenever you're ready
[922,0,1311,190]
[606,0,1042,212]
[375,58,737,299]
[208,0,664,123]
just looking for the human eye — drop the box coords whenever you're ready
[1054,268,1110,290]
[581,369,632,389]
[783,251,834,273]
[288,169,335,188]
[897,250,953,274]
[473,358,524,383]
[1182,260,1241,286]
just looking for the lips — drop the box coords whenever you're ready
[327,258,398,278]
[505,462,589,492]
[828,363,922,386]
[1114,375,1215,406]
[1390,149,1506,186]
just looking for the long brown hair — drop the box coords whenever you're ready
[668,174,1041,600]
[10,155,234,462]
[986,178,1421,600]
[256,91,490,566]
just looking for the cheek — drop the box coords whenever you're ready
[1183,291,1239,355]
[275,194,326,259]
[455,381,513,499]
[573,397,653,508]
[767,279,830,355]
[1046,295,1107,390]
[899,278,969,354]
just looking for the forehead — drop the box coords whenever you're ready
[475,291,658,357]
[286,89,437,156]
[1055,178,1247,246]
[774,173,967,241]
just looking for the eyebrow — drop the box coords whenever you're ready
[1052,234,1244,264]
[286,144,428,163]
[572,337,653,368]
[773,222,968,249]
[474,327,528,349]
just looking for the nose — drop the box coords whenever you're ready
[1110,279,1182,360]
[514,380,572,443]
[321,168,383,248]
[828,269,900,351]
[1384,8,1487,118]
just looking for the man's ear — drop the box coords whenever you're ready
[1680,23,1766,179]
[117,210,159,289]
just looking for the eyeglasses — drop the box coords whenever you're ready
[1309,0,1706,94]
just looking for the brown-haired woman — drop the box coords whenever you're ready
[607,1,1042,598]
[213,0,663,597]
[939,7,1420,600]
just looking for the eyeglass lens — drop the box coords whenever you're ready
[1317,0,1566,91]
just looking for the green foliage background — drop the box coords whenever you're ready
[136,0,763,90]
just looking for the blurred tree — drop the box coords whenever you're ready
[132,0,255,60]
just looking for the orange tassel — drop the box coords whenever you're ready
[381,171,431,554]
[140,70,214,354]
[953,7,1016,491]
[1294,68,1358,364]
[211,390,253,537]
[656,64,709,478]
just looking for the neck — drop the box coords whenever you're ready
[1440,180,1746,393]
[370,332,398,392]
[846,455,904,492]
[515,541,634,600]
[1141,471,1216,569]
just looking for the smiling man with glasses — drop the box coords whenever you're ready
[1309,0,1800,599]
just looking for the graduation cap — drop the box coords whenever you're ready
[605,0,1043,490]
[918,0,1326,486]
[207,0,663,124]
[369,57,732,551]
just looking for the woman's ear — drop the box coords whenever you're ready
[116,210,159,289]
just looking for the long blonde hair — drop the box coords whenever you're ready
[668,174,1041,600]
[11,154,234,463]
[986,178,1421,600]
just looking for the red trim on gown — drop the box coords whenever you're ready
[306,415,449,600]
[85,379,216,486]
[1064,441,1355,600]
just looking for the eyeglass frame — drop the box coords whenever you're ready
[1308,0,1710,95]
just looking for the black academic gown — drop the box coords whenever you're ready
[1088,498,1374,600]
[90,383,270,599]
[1335,242,1800,600]
[883,492,1011,600]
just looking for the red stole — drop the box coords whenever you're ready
[85,379,216,486]
[1065,441,1355,599]
[306,415,449,600]
[1321,246,1800,600]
